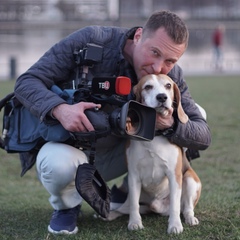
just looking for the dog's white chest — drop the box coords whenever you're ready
[127,136,180,192]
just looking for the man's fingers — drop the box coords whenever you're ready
[82,102,101,111]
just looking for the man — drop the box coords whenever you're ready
[14,10,211,235]
[212,24,225,70]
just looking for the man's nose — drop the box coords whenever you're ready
[152,60,164,74]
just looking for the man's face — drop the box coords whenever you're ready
[132,27,186,80]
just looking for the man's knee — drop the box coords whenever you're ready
[36,142,88,186]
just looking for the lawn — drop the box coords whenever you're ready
[0,76,240,240]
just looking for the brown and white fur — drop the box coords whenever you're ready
[107,74,202,234]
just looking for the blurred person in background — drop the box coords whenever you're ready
[212,24,225,71]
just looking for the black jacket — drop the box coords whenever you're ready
[14,26,211,174]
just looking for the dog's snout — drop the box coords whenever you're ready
[156,93,168,103]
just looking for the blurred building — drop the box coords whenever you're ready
[1,0,240,22]
[0,0,240,78]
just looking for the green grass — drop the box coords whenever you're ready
[0,76,240,240]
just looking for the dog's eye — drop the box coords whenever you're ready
[165,83,171,89]
[144,85,153,91]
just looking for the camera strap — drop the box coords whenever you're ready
[75,132,111,218]
[74,115,111,218]
[88,132,97,165]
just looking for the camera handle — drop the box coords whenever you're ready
[73,43,103,89]
[73,64,90,90]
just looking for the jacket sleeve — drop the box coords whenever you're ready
[167,65,211,151]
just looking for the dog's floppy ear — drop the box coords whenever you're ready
[133,84,141,102]
[173,83,188,124]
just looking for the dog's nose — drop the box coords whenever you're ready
[156,93,167,103]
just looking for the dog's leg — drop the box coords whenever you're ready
[149,178,170,215]
[181,168,201,226]
[128,172,144,230]
[167,163,184,234]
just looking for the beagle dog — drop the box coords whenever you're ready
[107,74,202,234]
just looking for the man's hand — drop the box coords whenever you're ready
[155,108,174,130]
[52,102,101,132]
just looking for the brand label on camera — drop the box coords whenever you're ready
[98,81,110,90]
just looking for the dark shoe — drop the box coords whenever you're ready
[110,185,128,210]
[48,205,80,235]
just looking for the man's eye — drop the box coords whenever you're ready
[166,60,175,65]
[152,50,159,56]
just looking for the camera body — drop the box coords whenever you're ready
[69,43,156,141]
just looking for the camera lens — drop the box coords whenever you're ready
[126,109,141,135]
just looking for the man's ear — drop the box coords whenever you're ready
[133,28,142,44]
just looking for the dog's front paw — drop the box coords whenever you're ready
[167,220,183,234]
[185,216,199,226]
[128,221,144,231]
[103,211,123,221]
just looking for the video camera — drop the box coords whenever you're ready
[67,43,156,141]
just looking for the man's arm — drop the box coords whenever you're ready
[166,65,211,150]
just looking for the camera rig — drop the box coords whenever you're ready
[53,43,157,142]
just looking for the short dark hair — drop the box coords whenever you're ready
[143,10,189,48]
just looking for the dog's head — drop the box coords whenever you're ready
[133,74,188,124]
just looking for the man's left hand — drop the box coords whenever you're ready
[155,108,174,130]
